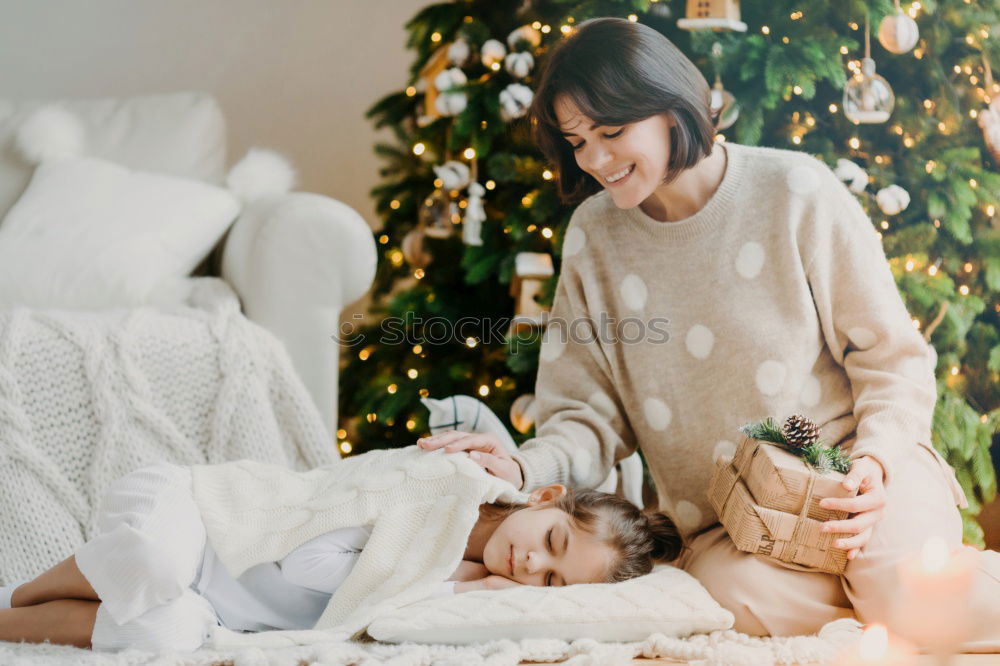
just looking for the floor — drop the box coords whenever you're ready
[532,656,1000,665]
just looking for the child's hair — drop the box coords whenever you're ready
[485,488,682,583]
[527,17,716,204]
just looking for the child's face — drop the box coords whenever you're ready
[555,94,674,210]
[482,489,616,586]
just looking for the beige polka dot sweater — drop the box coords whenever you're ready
[511,142,938,537]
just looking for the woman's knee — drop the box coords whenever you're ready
[91,591,216,652]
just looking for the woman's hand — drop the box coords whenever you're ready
[417,431,524,489]
[454,575,523,594]
[819,456,887,560]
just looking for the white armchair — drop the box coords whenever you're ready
[0,92,376,435]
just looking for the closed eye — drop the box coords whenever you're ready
[569,128,626,152]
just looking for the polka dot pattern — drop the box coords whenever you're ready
[562,227,586,257]
[800,375,821,407]
[786,166,820,194]
[713,440,736,463]
[735,242,765,279]
[674,501,704,532]
[643,398,672,431]
[685,325,714,360]
[619,274,648,310]
[756,360,787,396]
[847,327,878,350]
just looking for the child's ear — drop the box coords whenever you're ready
[527,484,567,506]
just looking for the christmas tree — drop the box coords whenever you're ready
[340,0,1000,544]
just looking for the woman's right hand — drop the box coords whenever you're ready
[417,431,524,489]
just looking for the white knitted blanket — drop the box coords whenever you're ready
[0,279,337,585]
[0,618,862,665]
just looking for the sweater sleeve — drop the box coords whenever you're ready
[804,179,937,484]
[511,249,639,491]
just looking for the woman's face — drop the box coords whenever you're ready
[482,493,616,586]
[554,95,674,209]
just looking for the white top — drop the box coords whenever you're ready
[194,524,456,631]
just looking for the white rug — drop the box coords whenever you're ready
[0,619,861,665]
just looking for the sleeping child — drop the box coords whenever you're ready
[0,445,680,652]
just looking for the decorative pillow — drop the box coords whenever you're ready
[0,155,239,309]
[0,105,295,310]
[366,565,734,644]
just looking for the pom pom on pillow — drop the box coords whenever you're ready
[226,148,296,202]
[15,105,86,165]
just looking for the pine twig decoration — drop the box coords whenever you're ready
[740,416,853,473]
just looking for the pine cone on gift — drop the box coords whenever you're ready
[782,414,819,449]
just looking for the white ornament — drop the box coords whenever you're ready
[834,158,869,194]
[481,39,507,68]
[876,184,911,215]
[878,9,919,55]
[462,181,486,246]
[499,83,534,121]
[504,52,534,79]
[435,92,467,116]
[433,160,471,191]
[447,39,470,65]
[434,67,467,93]
[507,25,542,50]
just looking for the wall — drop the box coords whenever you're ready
[0,0,427,301]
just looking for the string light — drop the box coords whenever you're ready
[928,265,938,276]
[389,249,404,267]
[542,169,553,180]
[430,32,442,43]
[367,412,377,423]
[405,86,416,97]
[761,25,770,34]
[933,219,941,228]
[923,99,934,109]
[526,224,537,232]
[494,378,503,387]
[793,85,803,95]
[903,136,915,147]
[840,46,849,55]
[925,160,936,173]
[627,14,638,22]
[406,419,417,430]
[849,21,859,30]
[829,103,839,113]
[521,195,534,207]
[408,368,419,379]
[419,388,429,397]
[782,36,790,44]
[790,11,803,19]
[560,25,572,34]
[379,234,389,244]
[905,259,915,271]
[541,227,554,238]
[466,337,478,348]
[532,21,541,29]
[337,429,347,439]
[715,133,726,142]
[881,220,890,230]
[959,285,970,295]
[849,136,861,149]
[359,348,372,361]
[490,62,501,71]
[970,109,979,119]
[541,24,551,33]
[969,179,978,188]
[414,268,425,279]
[390,199,401,209]
[387,383,398,394]
[485,180,496,190]
[987,205,996,217]
[339,441,352,454]
[951,366,960,376]
[954,65,962,74]
[912,318,921,329]
[412,344,423,354]
[412,142,426,156]
[478,385,490,397]
[964,262,974,272]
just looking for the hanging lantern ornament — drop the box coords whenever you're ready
[877,0,919,55]
[401,226,432,269]
[843,15,894,124]
[979,55,1000,164]
[709,43,739,131]
[419,188,459,238]
[677,0,747,32]
[481,39,507,69]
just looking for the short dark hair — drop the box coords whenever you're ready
[528,17,717,204]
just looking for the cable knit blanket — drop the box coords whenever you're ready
[0,279,336,585]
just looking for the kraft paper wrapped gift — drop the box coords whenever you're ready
[708,436,857,575]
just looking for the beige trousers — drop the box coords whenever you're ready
[679,443,1000,651]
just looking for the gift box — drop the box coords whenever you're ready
[707,435,858,575]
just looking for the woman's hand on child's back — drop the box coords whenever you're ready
[417,431,524,489]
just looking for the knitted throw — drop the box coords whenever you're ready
[193,446,526,647]
[0,279,336,585]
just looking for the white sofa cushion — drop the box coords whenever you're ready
[367,565,734,644]
[0,93,226,220]
[0,155,239,309]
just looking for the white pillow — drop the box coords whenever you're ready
[367,565,734,644]
[0,156,239,309]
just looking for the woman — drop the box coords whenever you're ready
[420,17,1000,646]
